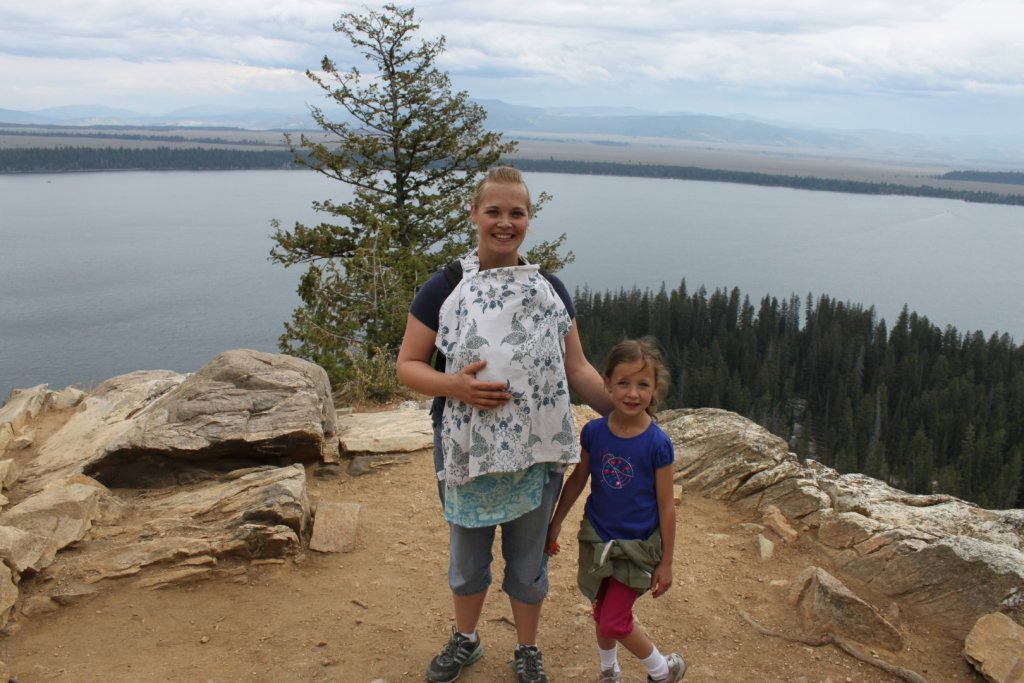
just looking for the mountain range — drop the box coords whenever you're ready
[2,101,1023,167]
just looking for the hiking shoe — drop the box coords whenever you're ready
[647,652,686,683]
[513,645,549,683]
[426,628,483,682]
[598,666,623,683]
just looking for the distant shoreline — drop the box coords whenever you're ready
[508,158,1024,206]
[3,123,1023,205]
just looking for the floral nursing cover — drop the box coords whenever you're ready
[437,251,579,488]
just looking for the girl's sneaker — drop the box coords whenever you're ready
[598,666,624,682]
[647,652,686,683]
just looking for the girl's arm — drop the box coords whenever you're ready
[650,464,677,597]
[563,325,614,415]
[396,313,511,409]
[545,450,592,556]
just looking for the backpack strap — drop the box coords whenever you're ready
[433,260,464,373]
[443,259,463,288]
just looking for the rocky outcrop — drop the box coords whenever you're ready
[0,349,337,629]
[663,407,1024,644]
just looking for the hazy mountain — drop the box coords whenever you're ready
[163,105,312,130]
[35,104,145,122]
[3,101,1022,165]
[477,100,1024,165]
[0,108,52,124]
[0,104,311,130]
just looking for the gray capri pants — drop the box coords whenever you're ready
[433,423,564,604]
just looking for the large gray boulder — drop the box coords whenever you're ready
[0,350,335,627]
[89,349,339,485]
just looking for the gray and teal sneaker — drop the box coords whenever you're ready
[513,645,549,683]
[426,628,483,682]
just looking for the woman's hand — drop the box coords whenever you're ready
[453,359,511,410]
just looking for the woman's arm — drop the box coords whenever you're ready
[563,324,613,415]
[546,449,592,555]
[396,314,511,410]
[650,464,677,597]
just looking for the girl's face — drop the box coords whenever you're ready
[604,358,657,418]
[471,181,530,267]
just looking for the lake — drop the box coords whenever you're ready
[2,169,1022,399]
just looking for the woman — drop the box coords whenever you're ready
[396,166,611,683]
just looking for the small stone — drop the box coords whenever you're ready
[200,635,210,644]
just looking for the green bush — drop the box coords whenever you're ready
[334,345,407,405]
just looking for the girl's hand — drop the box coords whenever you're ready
[545,523,562,556]
[651,561,673,598]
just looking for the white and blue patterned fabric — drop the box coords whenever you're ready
[437,250,579,496]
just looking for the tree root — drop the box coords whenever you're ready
[735,606,930,683]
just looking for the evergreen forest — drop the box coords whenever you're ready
[574,282,1024,509]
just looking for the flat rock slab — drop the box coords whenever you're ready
[963,612,1024,683]
[309,501,361,553]
[337,407,432,454]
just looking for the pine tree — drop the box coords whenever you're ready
[270,4,568,383]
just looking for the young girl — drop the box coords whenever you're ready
[547,338,686,683]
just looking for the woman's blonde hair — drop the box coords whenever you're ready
[472,166,531,214]
[603,337,671,416]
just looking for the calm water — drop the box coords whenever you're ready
[2,170,1022,399]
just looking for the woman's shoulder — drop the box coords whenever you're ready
[410,268,455,328]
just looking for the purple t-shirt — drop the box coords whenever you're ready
[409,265,576,424]
[581,416,675,541]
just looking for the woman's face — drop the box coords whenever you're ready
[471,181,530,267]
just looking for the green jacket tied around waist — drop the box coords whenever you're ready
[576,516,663,601]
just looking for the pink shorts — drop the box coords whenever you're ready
[592,577,640,640]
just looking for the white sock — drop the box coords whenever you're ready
[599,644,619,671]
[641,645,668,680]
[459,630,478,643]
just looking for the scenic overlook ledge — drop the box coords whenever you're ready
[1,349,1022,682]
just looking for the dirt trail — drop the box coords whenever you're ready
[1,445,978,682]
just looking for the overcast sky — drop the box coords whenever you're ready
[2,0,1022,136]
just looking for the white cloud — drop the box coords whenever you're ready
[1,0,1022,134]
